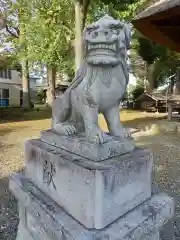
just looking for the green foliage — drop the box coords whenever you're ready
[26,0,74,72]
[0,53,22,71]
[0,0,75,75]
[131,85,144,101]
[114,0,146,21]
[101,0,143,11]
[131,28,180,89]
[0,0,155,82]
[88,0,146,22]
[136,37,166,65]
[153,51,180,88]
[0,0,30,64]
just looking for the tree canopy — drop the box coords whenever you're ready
[1,0,179,102]
[1,0,148,73]
[131,31,180,90]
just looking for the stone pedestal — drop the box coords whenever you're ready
[24,139,152,229]
[41,129,135,161]
[10,173,173,240]
[9,131,174,239]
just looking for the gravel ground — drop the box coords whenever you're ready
[0,115,179,239]
[0,118,50,240]
[135,133,180,240]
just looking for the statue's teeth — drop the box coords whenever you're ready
[87,42,116,52]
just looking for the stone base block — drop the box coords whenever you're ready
[41,129,135,161]
[10,173,174,240]
[24,139,152,229]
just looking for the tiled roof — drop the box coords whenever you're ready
[134,0,180,20]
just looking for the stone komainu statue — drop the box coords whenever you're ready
[52,15,131,144]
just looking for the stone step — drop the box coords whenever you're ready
[10,173,174,240]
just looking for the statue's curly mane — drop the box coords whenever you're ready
[66,56,129,93]
[65,62,88,92]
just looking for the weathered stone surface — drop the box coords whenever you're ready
[41,129,135,161]
[52,15,132,144]
[24,139,152,229]
[16,222,34,240]
[10,173,174,240]
[148,232,160,240]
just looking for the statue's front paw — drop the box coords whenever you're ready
[86,127,106,144]
[64,124,77,135]
[53,123,76,135]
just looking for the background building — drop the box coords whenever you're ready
[0,67,22,107]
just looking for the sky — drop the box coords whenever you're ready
[129,73,137,85]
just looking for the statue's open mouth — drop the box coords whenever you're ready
[86,42,119,65]
[87,43,116,52]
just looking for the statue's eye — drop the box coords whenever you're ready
[86,25,99,34]
[87,29,93,35]
[109,23,123,34]
[110,27,118,34]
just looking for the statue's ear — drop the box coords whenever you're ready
[124,23,131,50]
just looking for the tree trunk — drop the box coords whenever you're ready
[146,63,155,92]
[19,10,31,110]
[74,2,83,71]
[22,59,31,110]
[74,0,90,71]
[169,76,175,94]
[47,66,56,106]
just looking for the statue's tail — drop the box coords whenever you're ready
[52,91,71,126]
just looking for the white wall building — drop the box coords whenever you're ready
[0,68,22,107]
